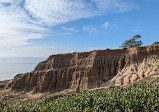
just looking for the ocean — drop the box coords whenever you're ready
[0,57,46,81]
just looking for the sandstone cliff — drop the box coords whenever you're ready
[7,46,159,93]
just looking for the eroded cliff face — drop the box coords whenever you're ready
[112,46,159,86]
[7,46,159,93]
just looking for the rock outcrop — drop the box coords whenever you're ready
[112,46,159,86]
[7,46,159,93]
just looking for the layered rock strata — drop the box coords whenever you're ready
[7,46,159,92]
[112,46,159,86]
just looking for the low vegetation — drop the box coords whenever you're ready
[1,80,159,112]
[0,80,8,90]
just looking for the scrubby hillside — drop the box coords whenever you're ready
[1,46,159,111]
[1,76,159,112]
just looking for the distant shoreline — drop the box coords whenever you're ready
[0,57,46,82]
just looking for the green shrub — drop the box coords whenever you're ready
[1,81,159,112]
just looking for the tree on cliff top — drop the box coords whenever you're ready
[120,35,142,48]
[152,42,159,46]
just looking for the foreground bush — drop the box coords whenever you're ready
[0,81,159,112]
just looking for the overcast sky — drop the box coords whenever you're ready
[0,0,159,57]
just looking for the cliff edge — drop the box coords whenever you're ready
[6,46,159,93]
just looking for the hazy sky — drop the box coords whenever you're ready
[0,0,159,57]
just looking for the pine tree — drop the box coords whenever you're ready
[120,35,142,48]
[152,42,159,46]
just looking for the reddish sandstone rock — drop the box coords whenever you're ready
[112,46,159,86]
[7,45,159,93]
